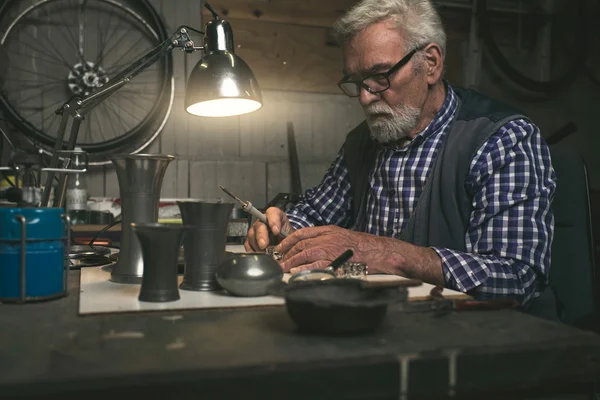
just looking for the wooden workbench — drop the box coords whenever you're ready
[1,270,599,399]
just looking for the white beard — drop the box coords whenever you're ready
[364,102,421,144]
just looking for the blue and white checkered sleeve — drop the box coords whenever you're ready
[286,148,353,230]
[432,118,556,304]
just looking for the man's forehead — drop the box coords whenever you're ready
[341,21,406,76]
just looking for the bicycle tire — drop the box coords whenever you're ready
[0,0,174,165]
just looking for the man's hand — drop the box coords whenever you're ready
[275,225,445,285]
[244,207,296,252]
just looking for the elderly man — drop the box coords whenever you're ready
[245,0,556,306]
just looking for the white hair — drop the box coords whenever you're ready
[333,0,447,61]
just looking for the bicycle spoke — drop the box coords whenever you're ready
[8,79,64,89]
[84,114,92,143]
[105,97,144,122]
[9,66,64,82]
[11,85,64,106]
[93,9,126,68]
[49,5,82,61]
[78,0,88,61]
[0,0,173,162]
[105,57,161,74]
[9,49,67,68]
[98,102,119,139]
[102,100,130,132]
[20,98,66,117]
[92,112,107,142]
[29,13,76,68]
[44,113,59,134]
[94,25,132,70]
[11,35,72,69]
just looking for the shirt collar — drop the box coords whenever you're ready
[382,82,458,150]
[412,82,457,143]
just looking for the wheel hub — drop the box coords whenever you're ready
[68,61,109,97]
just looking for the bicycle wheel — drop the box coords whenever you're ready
[0,0,174,165]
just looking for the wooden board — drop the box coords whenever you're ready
[79,244,470,315]
[201,0,357,28]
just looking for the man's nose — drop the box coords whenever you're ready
[358,86,380,107]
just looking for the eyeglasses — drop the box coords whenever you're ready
[337,45,426,97]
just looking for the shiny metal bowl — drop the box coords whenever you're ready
[215,253,283,297]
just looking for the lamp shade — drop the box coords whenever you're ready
[185,51,263,117]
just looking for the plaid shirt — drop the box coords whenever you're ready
[287,85,556,303]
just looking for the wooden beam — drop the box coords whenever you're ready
[202,0,358,28]
[226,18,344,94]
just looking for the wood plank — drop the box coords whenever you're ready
[160,159,180,198]
[239,91,288,159]
[225,18,344,94]
[86,165,106,197]
[104,167,119,198]
[239,90,363,161]
[188,113,241,158]
[159,95,186,155]
[189,160,266,206]
[267,161,332,201]
[201,0,357,28]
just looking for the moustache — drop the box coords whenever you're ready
[365,106,393,118]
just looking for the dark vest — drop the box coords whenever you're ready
[342,87,559,320]
[344,88,526,249]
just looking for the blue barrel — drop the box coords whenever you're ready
[0,207,67,302]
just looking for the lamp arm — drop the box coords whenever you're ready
[41,25,203,208]
[76,26,201,116]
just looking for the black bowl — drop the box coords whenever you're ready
[284,279,408,335]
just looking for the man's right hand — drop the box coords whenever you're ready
[244,207,295,252]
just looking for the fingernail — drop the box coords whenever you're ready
[258,239,266,248]
[290,267,297,274]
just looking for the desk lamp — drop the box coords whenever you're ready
[40,2,262,208]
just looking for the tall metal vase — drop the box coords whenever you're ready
[177,201,233,291]
[110,154,174,284]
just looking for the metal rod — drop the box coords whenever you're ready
[62,214,71,294]
[53,117,83,208]
[16,215,27,303]
[41,110,70,206]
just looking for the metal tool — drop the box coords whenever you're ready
[288,249,354,283]
[219,185,289,238]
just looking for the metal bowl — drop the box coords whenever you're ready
[215,253,283,297]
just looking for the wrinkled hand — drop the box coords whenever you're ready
[275,225,402,274]
[244,207,296,252]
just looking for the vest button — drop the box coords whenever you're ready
[387,228,394,235]
[389,189,396,196]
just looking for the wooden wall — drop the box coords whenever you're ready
[83,0,470,206]
[86,0,379,205]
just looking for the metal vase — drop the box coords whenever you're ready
[110,154,174,284]
[132,223,189,302]
[177,201,233,291]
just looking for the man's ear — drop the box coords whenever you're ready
[423,43,444,84]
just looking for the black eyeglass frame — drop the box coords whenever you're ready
[337,44,428,97]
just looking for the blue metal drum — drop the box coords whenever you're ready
[0,207,70,302]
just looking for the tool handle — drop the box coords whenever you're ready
[244,202,289,238]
